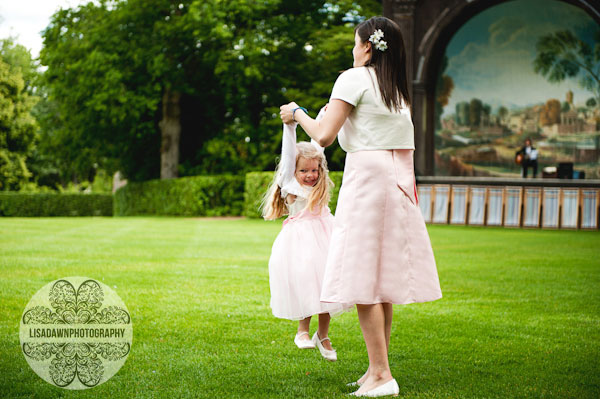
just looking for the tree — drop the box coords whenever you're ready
[482,104,491,126]
[182,0,381,174]
[586,97,597,107]
[0,38,69,189]
[0,57,38,190]
[534,28,600,105]
[498,106,508,123]
[40,1,171,182]
[39,0,381,181]
[0,38,38,93]
[456,101,469,126]
[469,98,482,128]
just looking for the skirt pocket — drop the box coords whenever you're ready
[392,149,418,206]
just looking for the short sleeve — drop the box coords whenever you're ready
[330,68,367,106]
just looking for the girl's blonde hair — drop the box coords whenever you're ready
[261,142,334,220]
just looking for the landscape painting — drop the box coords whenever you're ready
[435,0,600,178]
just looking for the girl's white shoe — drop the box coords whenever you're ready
[312,332,337,361]
[351,378,399,397]
[294,331,316,349]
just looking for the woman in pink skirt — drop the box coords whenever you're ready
[280,16,442,397]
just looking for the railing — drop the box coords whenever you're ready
[415,176,600,230]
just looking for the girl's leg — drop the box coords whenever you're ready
[354,304,393,394]
[317,313,333,350]
[297,316,312,341]
[357,303,393,385]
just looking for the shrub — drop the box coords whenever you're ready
[243,172,275,218]
[0,193,113,216]
[114,175,244,216]
[243,171,343,218]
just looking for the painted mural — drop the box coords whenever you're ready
[435,0,600,178]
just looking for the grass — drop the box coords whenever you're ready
[0,217,599,398]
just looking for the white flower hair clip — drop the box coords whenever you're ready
[369,29,387,52]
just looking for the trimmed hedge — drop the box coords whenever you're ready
[0,173,343,217]
[114,175,244,216]
[243,171,343,218]
[330,172,343,213]
[0,193,113,216]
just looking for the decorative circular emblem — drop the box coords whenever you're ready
[19,277,132,389]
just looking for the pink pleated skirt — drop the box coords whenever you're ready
[320,149,442,305]
[269,207,351,320]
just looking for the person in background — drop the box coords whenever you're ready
[516,138,538,178]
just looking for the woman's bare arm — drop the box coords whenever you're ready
[280,100,353,147]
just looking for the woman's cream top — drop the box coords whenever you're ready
[329,66,414,152]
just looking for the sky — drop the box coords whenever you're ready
[442,0,599,117]
[0,0,92,58]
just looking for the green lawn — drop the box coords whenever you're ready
[1,217,599,398]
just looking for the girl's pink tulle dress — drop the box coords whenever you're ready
[268,122,350,320]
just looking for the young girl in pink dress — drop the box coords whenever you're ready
[262,116,349,361]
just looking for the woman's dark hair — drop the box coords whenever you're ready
[355,16,411,112]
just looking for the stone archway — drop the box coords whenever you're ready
[383,0,600,176]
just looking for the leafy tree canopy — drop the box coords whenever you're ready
[0,39,38,190]
[38,0,381,182]
[534,28,600,105]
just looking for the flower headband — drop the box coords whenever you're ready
[369,29,387,52]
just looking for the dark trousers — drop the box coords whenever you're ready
[522,159,538,178]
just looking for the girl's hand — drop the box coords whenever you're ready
[280,102,299,124]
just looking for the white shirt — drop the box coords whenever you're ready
[329,66,414,152]
[525,146,538,161]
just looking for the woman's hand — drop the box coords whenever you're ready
[280,102,299,124]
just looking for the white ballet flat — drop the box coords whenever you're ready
[351,378,399,397]
[294,332,315,349]
[312,332,337,361]
[346,381,362,387]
